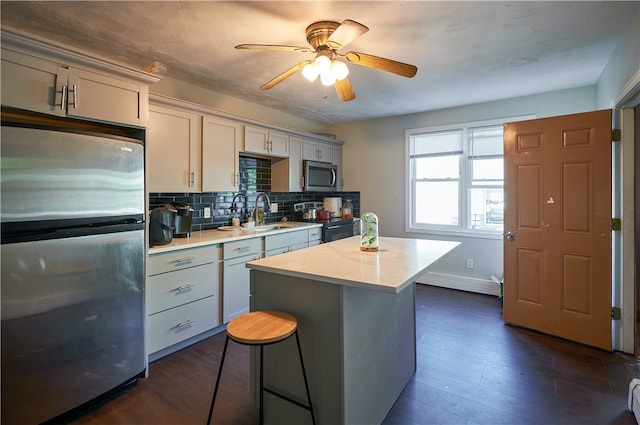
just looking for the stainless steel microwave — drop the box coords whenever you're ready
[303,160,337,192]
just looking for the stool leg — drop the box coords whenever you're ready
[207,335,230,425]
[294,330,316,425]
[259,344,264,425]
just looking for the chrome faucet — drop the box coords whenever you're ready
[231,193,247,218]
[253,192,271,226]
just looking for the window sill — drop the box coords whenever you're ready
[406,226,503,240]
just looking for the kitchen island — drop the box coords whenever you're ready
[246,236,459,425]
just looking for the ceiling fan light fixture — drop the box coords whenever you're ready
[302,63,319,82]
[314,55,332,75]
[331,60,349,81]
[320,72,337,86]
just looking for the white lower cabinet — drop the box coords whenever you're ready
[147,245,221,358]
[264,228,310,257]
[146,228,322,360]
[222,238,262,323]
[147,295,218,355]
[309,227,322,246]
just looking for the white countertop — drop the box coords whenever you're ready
[148,222,322,254]
[247,236,460,293]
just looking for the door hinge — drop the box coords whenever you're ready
[612,129,621,142]
[612,218,621,231]
[611,306,621,320]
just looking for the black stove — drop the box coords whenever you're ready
[296,217,353,225]
[292,202,354,242]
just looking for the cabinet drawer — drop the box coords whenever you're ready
[223,237,261,260]
[264,229,307,251]
[265,247,288,258]
[149,244,220,275]
[147,262,218,314]
[308,227,322,242]
[147,296,219,355]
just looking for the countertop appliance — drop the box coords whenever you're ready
[293,202,353,242]
[323,197,342,217]
[1,121,146,425]
[304,160,337,192]
[167,201,193,237]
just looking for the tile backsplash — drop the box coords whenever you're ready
[149,156,360,232]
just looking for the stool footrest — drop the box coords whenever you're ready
[263,386,313,412]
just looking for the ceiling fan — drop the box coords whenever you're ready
[235,19,418,102]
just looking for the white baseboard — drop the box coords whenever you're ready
[416,271,500,297]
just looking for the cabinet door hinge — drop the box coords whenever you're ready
[612,218,621,231]
[612,129,621,142]
[611,306,621,320]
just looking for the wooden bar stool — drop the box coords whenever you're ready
[206,311,316,425]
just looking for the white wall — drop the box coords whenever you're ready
[596,9,639,353]
[596,11,640,109]
[151,75,326,134]
[327,86,597,288]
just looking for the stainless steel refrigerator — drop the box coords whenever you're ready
[1,122,146,424]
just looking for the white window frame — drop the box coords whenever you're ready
[405,115,535,240]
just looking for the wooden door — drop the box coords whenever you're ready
[503,110,612,350]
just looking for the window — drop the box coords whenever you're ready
[406,117,531,236]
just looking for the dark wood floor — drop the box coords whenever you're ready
[69,285,638,425]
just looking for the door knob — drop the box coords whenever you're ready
[504,232,515,241]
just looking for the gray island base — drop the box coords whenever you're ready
[247,236,459,424]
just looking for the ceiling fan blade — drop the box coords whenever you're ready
[344,52,418,78]
[326,19,369,50]
[260,60,313,90]
[236,44,313,53]
[335,78,356,102]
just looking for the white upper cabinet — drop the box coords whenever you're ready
[272,136,304,192]
[65,67,146,127]
[243,125,289,157]
[147,104,201,193]
[303,138,333,163]
[202,115,241,192]
[1,42,154,127]
[1,49,67,117]
[147,101,241,194]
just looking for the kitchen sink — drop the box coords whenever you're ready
[250,225,278,232]
[218,223,303,232]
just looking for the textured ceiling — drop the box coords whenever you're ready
[1,1,638,125]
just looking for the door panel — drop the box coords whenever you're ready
[504,110,611,350]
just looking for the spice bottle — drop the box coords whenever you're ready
[342,199,353,219]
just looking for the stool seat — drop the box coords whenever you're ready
[227,311,297,345]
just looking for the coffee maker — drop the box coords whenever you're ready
[167,201,193,237]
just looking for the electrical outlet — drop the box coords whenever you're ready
[270,203,278,213]
[203,207,211,218]
[466,258,474,269]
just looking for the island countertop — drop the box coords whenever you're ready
[246,235,459,293]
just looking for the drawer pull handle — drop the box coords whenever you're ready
[71,84,78,109]
[172,257,195,265]
[171,283,195,292]
[172,319,195,330]
[60,85,67,110]
[234,246,251,252]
